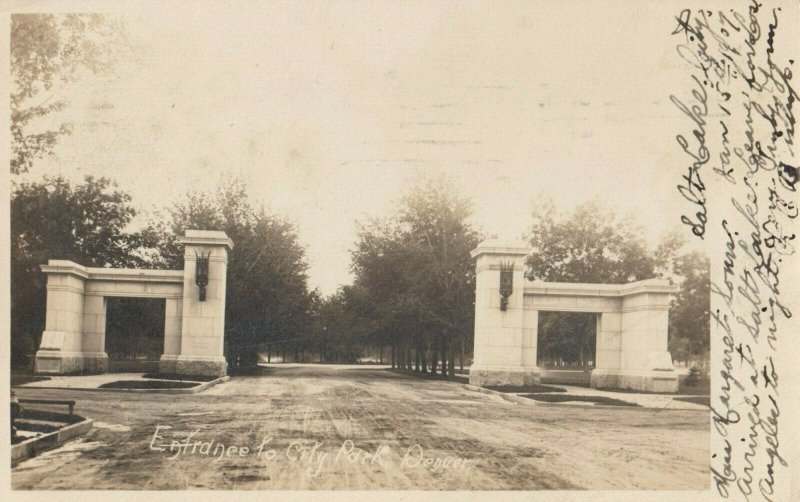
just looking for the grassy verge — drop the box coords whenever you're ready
[99,380,200,389]
[11,375,51,386]
[484,384,566,393]
[142,373,217,382]
[520,394,639,407]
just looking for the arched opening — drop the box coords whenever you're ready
[105,298,165,373]
[536,311,597,385]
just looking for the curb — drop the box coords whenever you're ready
[464,383,643,409]
[12,417,94,465]
[12,375,230,394]
[464,383,709,411]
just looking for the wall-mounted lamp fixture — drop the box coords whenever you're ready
[499,261,514,311]
[195,251,210,301]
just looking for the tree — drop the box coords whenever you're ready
[347,177,482,374]
[11,175,150,368]
[152,178,314,368]
[11,13,129,174]
[524,200,684,367]
[350,218,420,368]
[398,178,482,374]
[668,251,710,366]
[525,200,676,283]
[312,287,366,364]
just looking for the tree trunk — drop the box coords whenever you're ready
[459,337,464,372]
[421,338,428,373]
[397,343,403,370]
[414,338,421,372]
[431,342,439,375]
[398,342,404,370]
[440,339,448,377]
[391,342,396,369]
[380,345,384,364]
[448,343,456,376]
[267,345,271,363]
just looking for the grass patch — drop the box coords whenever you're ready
[678,379,711,396]
[485,384,566,393]
[11,375,51,386]
[99,380,200,389]
[674,396,710,407]
[142,373,217,382]
[520,394,639,407]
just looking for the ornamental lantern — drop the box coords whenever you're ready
[195,251,210,301]
[499,261,514,311]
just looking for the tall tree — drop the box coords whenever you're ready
[398,178,481,374]
[348,177,481,374]
[11,13,129,174]
[668,251,710,366]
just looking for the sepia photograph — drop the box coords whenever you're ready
[3,0,798,499]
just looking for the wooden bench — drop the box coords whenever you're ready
[18,399,75,416]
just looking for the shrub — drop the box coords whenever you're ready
[684,365,702,387]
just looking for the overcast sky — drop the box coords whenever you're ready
[23,1,709,294]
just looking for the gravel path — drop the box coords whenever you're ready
[12,365,709,490]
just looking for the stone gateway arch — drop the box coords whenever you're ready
[468,240,680,392]
[34,230,233,377]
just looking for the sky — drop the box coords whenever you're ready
[22,1,709,294]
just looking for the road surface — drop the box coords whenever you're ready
[12,365,709,490]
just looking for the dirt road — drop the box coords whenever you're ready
[12,365,709,490]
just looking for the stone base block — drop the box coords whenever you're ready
[34,351,108,375]
[591,369,679,393]
[159,355,227,377]
[469,366,541,387]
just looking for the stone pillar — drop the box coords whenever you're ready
[159,230,233,377]
[469,240,541,387]
[80,294,109,372]
[593,312,622,375]
[591,279,679,392]
[162,298,183,358]
[35,260,108,374]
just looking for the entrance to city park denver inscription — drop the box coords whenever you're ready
[469,240,680,392]
[34,230,232,377]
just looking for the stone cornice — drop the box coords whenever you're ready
[523,279,678,298]
[41,260,183,283]
[40,260,89,279]
[179,230,234,251]
[470,239,530,259]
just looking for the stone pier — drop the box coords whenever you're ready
[468,239,680,393]
[34,230,233,377]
